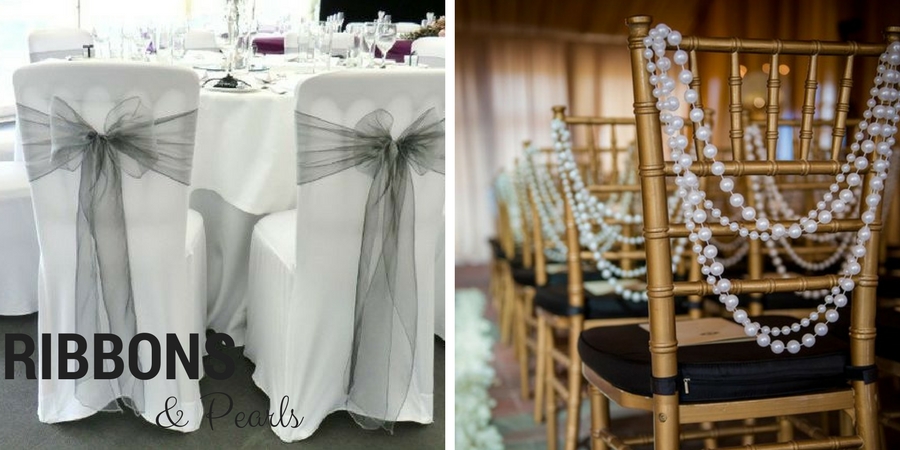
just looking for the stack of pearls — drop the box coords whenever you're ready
[522,145,569,261]
[514,160,533,232]
[495,170,525,245]
[551,118,690,302]
[643,23,900,354]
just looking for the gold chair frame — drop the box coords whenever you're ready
[583,15,900,450]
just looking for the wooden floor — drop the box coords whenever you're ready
[456,263,900,450]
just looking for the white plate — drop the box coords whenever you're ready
[204,85,261,93]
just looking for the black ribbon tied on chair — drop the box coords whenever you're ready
[17,97,197,414]
[295,108,444,432]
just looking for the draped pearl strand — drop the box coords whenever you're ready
[520,145,569,261]
[551,119,689,302]
[643,23,899,353]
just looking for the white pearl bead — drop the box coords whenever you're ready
[710,262,724,276]
[720,178,734,191]
[818,210,832,224]
[786,340,801,354]
[711,161,725,176]
[717,278,732,292]
[757,333,771,347]
[771,340,785,354]
[673,49,688,65]
[679,69,693,84]
[814,323,828,336]
[741,207,756,221]
[730,193,744,207]
[833,294,848,307]
[689,108,704,122]
[788,224,803,239]
[703,245,718,258]
[802,334,816,348]
[756,218,769,231]
[803,220,817,234]
[825,309,839,323]
[733,309,748,323]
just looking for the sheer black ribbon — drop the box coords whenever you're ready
[295,108,444,432]
[17,97,197,414]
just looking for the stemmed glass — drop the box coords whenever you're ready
[363,22,378,67]
[375,23,397,68]
[172,30,187,60]
[335,12,344,31]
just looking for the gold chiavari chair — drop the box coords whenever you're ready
[539,106,691,450]
[490,170,517,314]
[579,15,900,449]
[499,154,537,346]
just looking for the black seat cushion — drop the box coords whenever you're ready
[512,266,606,287]
[534,285,654,319]
[578,315,850,404]
[877,307,900,363]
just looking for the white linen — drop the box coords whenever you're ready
[244,70,444,442]
[396,22,422,35]
[27,29,93,62]
[13,61,207,431]
[0,161,39,316]
[412,37,445,68]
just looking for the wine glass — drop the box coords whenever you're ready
[363,22,378,67]
[172,31,187,60]
[335,12,345,32]
[375,23,397,68]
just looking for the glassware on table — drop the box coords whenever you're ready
[363,22,378,68]
[172,29,187,60]
[335,12,344,32]
[377,11,386,22]
[426,12,435,25]
[375,23,397,68]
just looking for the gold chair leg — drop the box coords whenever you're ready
[701,421,717,449]
[852,380,882,449]
[741,418,756,446]
[590,384,609,450]
[534,313,547,423]
[564,317,584,450]
[516,292,530,399]
[546,320,559,450]
[777,416,794,442]
[500,276,515,345]
[839,409,854,436]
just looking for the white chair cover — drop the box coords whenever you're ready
[0,161,39,315]
[184,30,219,52]
[396,22,422,35]
[28,29,93,62]
[13,61,207,431]
[412,37,445,68]
[245,70,445,442]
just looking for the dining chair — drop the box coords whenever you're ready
[0,161,39,316]
[488,170,518,324]
[540,106,683,450]
[27,28,93,62]
[412,37,445,68]
[243,70,444,442]
[579,16,900,449]
[184,29,219,52]
[13,61,208,429]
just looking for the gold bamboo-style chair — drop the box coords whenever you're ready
[579,15,900,449]
[538,106,690,450]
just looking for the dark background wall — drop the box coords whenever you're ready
[320,0,445,23]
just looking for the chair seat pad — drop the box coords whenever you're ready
[578,315,850,404]
[512,266,606,287]
[534,284,650,319]
[877,307,900,363]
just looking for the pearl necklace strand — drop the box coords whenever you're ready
[521,144,569,261]
[643,24,899,353]
[495,169,525,245]
[551,119,689,302]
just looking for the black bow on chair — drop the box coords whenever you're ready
[295,108,444,432]
[17,97,197,414]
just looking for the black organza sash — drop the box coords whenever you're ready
[17,97,197,414]
[295,108,444,432]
